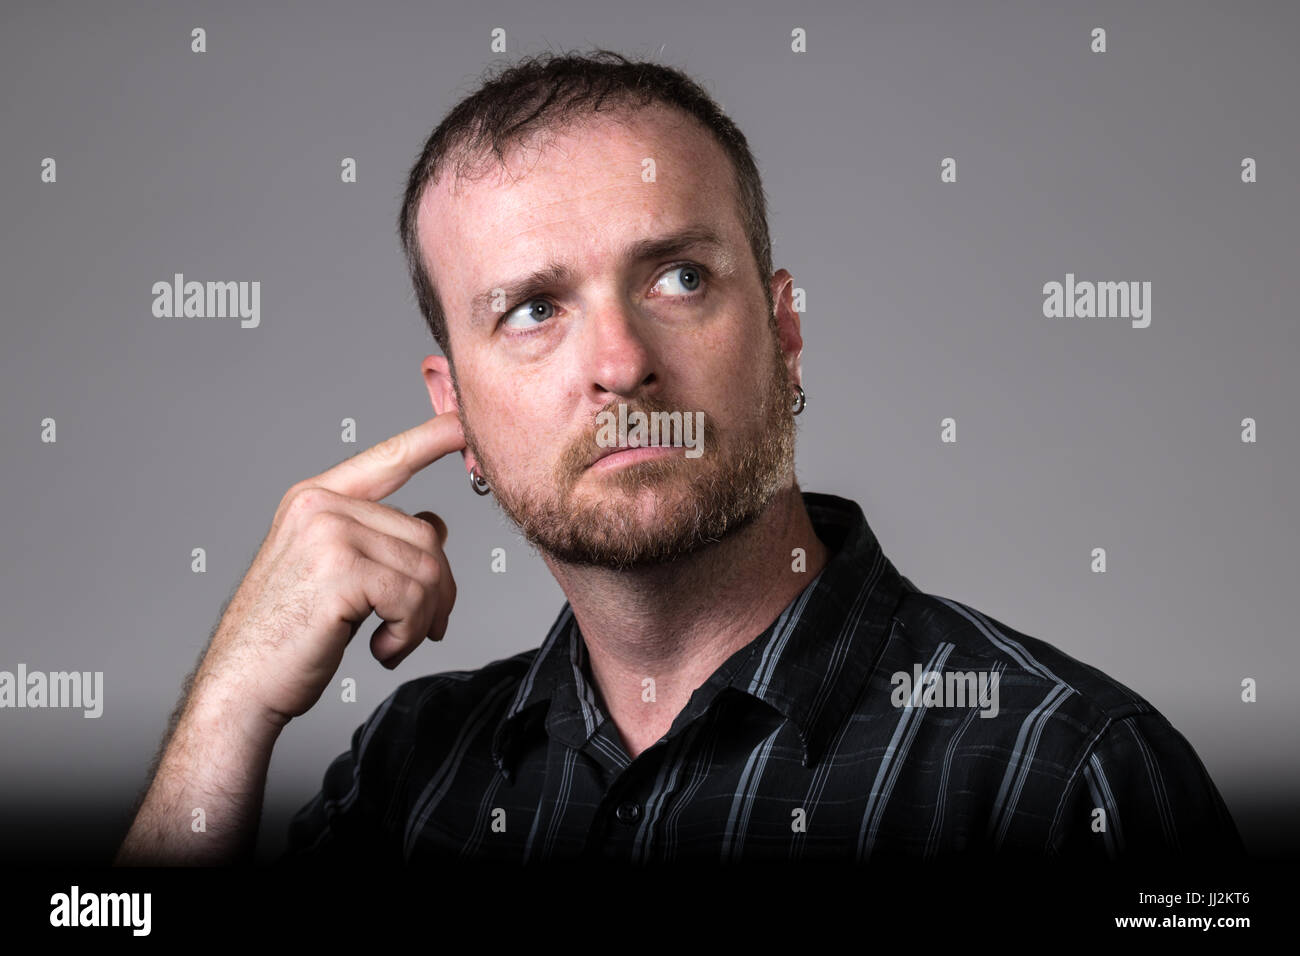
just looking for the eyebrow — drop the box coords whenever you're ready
[469,226,732,325]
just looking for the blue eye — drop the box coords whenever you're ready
[655,264,704,296]
[502,298,556,330]
[498,263,708,334]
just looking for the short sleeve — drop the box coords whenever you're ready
[1050,712,1245,862]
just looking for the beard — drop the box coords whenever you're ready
[457,342,797,570]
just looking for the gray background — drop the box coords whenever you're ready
[1,0,1296,863]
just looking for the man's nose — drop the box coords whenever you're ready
[583,296,658,399]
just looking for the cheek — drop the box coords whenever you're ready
[695,327,772,410]
[468,373,559,464]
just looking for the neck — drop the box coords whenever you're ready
[541,483,830,758]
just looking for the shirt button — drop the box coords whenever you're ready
[615,801,643,824]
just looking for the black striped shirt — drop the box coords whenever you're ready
[280,492,1244,864]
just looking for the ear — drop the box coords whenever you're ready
[769,268,804,386]
[423,353,457,415]
[422,354,480,475]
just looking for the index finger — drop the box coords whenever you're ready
[313,411,467,501]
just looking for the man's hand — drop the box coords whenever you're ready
[115,411,467,865]
[201,411,468,726]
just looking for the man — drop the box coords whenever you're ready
[116,50,1242,866]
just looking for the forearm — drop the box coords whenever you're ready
[115,675,288,866]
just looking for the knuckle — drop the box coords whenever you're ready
[306,509,350,541]
[321,542,358,579]
[281,479,308,502]
[414,550,441,586]
[370,432,405,463]
[415,519,441,553]
[284,483,329,520]
[403,575,426,609]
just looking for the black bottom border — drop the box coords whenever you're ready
[4,856,1286,940]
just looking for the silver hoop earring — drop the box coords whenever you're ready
[469,466,491,496]
[791,384,807,416]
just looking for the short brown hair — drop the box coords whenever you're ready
[397,48,775,365]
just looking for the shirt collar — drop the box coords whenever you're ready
[491,492,912,775]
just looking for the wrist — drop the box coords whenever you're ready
[187,676,289,751]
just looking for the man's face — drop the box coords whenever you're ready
[419,104,801,569]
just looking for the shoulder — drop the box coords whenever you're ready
[888,587,1159,727]
[881,588,1241,853]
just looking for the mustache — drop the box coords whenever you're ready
[556,395,715,476]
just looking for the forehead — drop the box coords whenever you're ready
[415,104,745,324]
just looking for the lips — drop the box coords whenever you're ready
[587,430,655,468]
[587,441,648,468]
[586,443,678,471]
[588,446,620,468]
